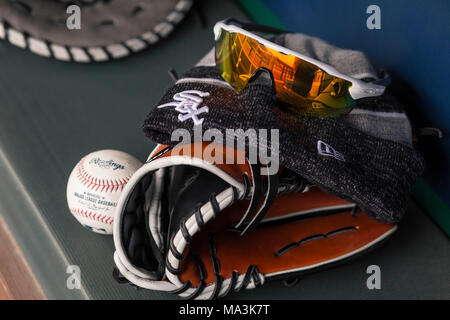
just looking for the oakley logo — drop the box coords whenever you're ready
[157,90,209,125]
[317,140,345,162]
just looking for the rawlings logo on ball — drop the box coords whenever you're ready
[89,157,125,170]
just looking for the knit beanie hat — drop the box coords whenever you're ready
[142,30,425,223]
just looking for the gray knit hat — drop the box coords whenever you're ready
[142,31,425,223]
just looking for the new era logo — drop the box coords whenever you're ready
[317,140,345,162]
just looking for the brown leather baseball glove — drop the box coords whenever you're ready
[112,142,396,299]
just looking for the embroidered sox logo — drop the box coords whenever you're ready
[157,90,210,125]
[317,140,345,161]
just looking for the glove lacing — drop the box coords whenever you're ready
[168,161,309,299]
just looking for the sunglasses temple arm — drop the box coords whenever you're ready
[371,71,391,86]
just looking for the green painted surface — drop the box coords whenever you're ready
[237,0,286,28]
[413,178,450,236]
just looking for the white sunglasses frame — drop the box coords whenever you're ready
[213,20,385,100]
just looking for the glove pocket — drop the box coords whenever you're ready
[176,188,396,298]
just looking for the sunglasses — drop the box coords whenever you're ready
[214,18,387,117]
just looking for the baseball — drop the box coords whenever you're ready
[66,150,143,234]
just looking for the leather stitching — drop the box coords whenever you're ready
[75,156,130,192]
[70,207,114,225]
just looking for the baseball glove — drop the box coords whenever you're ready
[0,0,193,62]
[113,142,396,299]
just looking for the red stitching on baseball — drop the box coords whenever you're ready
[70,208,114,225]
[76,156,131,192]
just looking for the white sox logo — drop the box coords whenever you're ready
[157,90,210,125]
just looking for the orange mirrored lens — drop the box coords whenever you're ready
[215,30,355,116]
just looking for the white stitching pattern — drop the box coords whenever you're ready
[0,0,193,63]
[70,207,114,225]
[164,188,264,299]
[76,156,130,192]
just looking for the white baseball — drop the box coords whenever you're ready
[66,150,142,234]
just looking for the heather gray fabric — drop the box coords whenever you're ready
[275,33,378,80]
[197,32,412,146]
[142,66,425,223]
[142,23,425,223]
[343,105,413,147]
